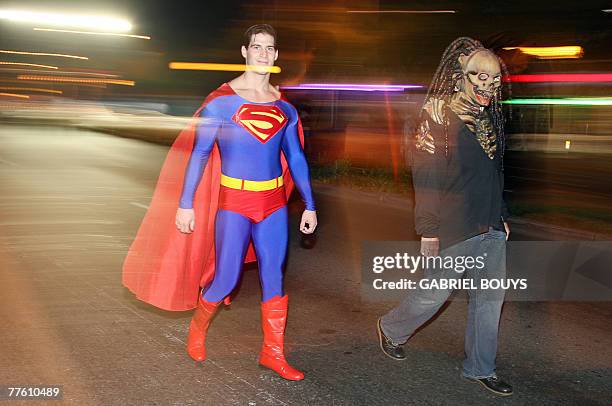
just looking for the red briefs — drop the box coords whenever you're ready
[218,185,287,223]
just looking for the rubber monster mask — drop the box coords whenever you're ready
[458,49,502,107]
[447,49,501,159]
[415,38,508,160]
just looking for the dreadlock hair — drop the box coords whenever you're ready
[421,37,511,159]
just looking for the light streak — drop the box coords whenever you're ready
[384,91,400,180]
[0,87,62,94]
[503,98,612,106]
[17,75,134,86]
[169,62,281,73]
[0,69,120,77]
[503,46,583,59]
[0,9,131,32]
[0,49,88,60]
[0,61,58,69]
[346,10,456,14]
[281,83,423,91]
[33,28,150,40]
[0,68,53,73]
[0,92,29,99]
[49,70,119,77]
[505,73,612,83]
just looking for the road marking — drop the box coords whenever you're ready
[130,202,149,210]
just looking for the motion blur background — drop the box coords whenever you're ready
[1,3,611,404]
[1,0,611,232]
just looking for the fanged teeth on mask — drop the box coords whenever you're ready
[475,89,493,98]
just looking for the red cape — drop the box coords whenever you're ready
[122,84,304,311]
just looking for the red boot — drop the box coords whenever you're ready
[259,295,305,381]
[186,298,219,361]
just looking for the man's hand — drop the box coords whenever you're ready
[176,208,195,234]
[300,210,317,234]
[503,221,510,241]
[420,237,440,257]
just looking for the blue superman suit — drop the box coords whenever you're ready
[179,84,315,302]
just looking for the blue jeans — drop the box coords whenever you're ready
[380,228,507,379]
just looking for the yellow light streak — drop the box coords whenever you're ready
[0,9,131,32]
[0,68,47,73]
[17,75,134,86]
[78,84,108,88]
[10,79,107,89]
[565,140,571,150]
[0,61,58,69]
[0,87,62,94]
[169,62,282,73]
[50,70,119,77]
[33,28,150,40]
[0,68,120,78]
[0,92,30,99]
[0,49,88,60]
[0,68,119,77]
[502,46,584,59]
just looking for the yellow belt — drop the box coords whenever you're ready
[220,174,284,192]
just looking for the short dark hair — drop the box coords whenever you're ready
[243,24,277,48]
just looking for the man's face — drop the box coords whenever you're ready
[241,33,278,74]
[459,50,501,106]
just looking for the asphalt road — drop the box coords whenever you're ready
[0,124,610,405]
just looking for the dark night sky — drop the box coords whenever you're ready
[3,0,610,49]
[0,1,610,96]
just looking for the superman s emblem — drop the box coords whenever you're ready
[232,104,287,144]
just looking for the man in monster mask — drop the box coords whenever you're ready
[376,37,513,396]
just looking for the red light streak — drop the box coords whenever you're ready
[505,74,612,83]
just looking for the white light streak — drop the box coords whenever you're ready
[34,28,150,40]
[0,61,58,69]
[0,9,132,32]
[0,49,88,60]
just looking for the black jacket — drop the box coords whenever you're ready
[412,109,508,249]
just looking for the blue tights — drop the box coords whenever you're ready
[202,206,288,302]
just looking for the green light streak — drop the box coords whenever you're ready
[503,98,612,106]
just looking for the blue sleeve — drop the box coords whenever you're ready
[281,110,316,211]
[178,106,222,209]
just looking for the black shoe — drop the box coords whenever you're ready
[464,375,513,396]
[376,318,406,361]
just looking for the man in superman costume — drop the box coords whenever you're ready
[122,24,317,381]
